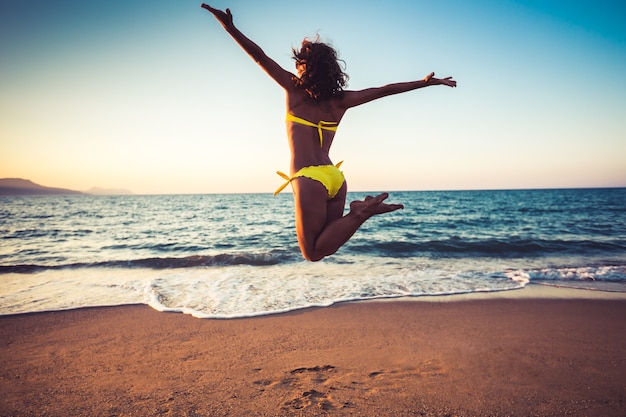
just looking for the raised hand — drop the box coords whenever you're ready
[437,77,457,88]
[201,4,234,29]
[424,72,456,87]
[424,72,456,88]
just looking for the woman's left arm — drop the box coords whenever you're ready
[340,72,456,109]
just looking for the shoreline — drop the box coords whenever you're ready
[2,283,626,320]
[2,289,625,416]
[393,282,626,302]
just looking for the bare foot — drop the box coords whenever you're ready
[349,193,404,220]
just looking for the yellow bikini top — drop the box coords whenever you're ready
[286,113,338,147]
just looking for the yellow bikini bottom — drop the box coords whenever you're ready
[274,162,345,199]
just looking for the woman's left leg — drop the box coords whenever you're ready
[292,178,402,261]
[291,177,343,261]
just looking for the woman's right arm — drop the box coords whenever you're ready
[340,72,456,109]
[201,4,294,90]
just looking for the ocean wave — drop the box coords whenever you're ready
[100,242,209,253]
[346,237,626,258]
[510,265,626,283]
[0,251,297,273]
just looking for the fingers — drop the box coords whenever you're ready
[201,3,213,11]
[200,4,229,17]
[439,76,456,87]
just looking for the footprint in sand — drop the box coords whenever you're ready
[254,365,346,411]
[283,389,337,411]
[254,361,445,412]
[417,359,446,377]
[368,359,447,382]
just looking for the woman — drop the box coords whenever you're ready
[202,5,457,261]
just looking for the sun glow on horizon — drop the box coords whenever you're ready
[2,0,625,194]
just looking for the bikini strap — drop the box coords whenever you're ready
[273,161,343,196]
[286,113,338,147]
[274,171,292,196]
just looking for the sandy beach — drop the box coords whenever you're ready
[1,287,625,417]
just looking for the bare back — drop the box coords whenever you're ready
[285,85,349,174]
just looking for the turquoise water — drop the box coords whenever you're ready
[1,188,625,317]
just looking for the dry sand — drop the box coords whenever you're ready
[1,289,625,416]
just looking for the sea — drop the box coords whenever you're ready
[1,188,625,318]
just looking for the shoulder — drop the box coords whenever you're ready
[334,90,361,109]
[336,87,391,109]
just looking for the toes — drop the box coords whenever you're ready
[374,192,389,202]
[350,194,402,216]
[364,193,388,204]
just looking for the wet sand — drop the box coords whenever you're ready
[1,289,625,416]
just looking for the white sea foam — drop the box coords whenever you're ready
[0,258,530,318]
[3,259,626,318]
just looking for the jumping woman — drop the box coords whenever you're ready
[202,4,457,261]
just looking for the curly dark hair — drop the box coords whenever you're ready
[292,38,348,99]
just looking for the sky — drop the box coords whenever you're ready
[1,0,625,194]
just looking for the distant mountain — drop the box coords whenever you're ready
[0,178,84,196]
